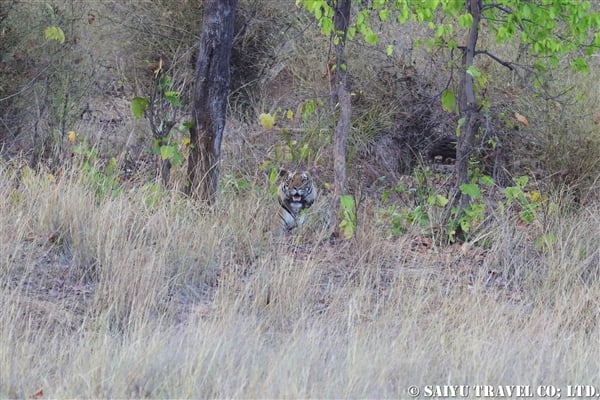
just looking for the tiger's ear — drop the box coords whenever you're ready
[278,168,290,178]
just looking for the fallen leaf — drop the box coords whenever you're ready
[514,112,529,126]
[30,388,43,399]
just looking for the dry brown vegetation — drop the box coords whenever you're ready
[1,0,600,398]
[2,162,600,398]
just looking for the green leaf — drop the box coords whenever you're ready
[516,176,529,187]
[520,207,535,224]
[386,44,394,56]
[479,175,494,187]
[158,75,172,90]
[436,25,445,38]
[159,145,176,160]
[365,31,379,45]
[170,150,184,166]
[339,194,357,240]
[441,90,456,113]
[131,97,149,118]
[466,65,481,78]
[460,183,481,199]
[379,9,391,21]
[258,113,275,129]
[180,120,194,130]
[428,194,449,207]
[571,57,589,74]
[340,194,356,219]
[44,26,65,44]
[347,26,356,40]
[458,13,473,28]
[321,18,334,35]
[314,4,322,20]
[164,91,181,106]
[373,0,386,9]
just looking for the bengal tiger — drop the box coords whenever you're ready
[275,169,317,233]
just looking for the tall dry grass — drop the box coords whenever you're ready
[1,161,599,398]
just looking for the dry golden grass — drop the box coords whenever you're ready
[1,161,599,398]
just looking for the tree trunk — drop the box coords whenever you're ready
[454,0,482,211]
[331,0,352,233]
[186,0,236,204]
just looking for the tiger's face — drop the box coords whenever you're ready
[277,170,316,231]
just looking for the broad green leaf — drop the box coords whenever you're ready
[131,97,149,118]
[460,183,481,199]
[170,150,184,166]
[339,194,357,240]
[571,57,589,74]
[479,175,494,187]
[466,65,481,78]
[441,90,456,113]
[158,75,172,89]
[340,194,356,217]
[259,113,275,129]
[373,0,386,9]
[302,100,315,121]
[314,4,322,20]
[164,91,181,106]
[386,44,394,56]
[44,26,65,44]
[436,24,445,37]
[347,26,356,40]
[159,145,176,160]
[458,13,473,28]
[428,194,449,207]
[365,31,379,45]
[321,18,334,35]
[520,207,535,224]
[516,176,529,187]
[379,9,391,21]
[398,3,410,23]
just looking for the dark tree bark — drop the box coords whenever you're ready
[186,0,236,203]
[452,0,482,212]
[331,0,352,233]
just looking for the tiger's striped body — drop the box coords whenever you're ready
[276,170,316,233]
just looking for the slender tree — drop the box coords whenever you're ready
[454,0,482,212]
[331,0,352,233]
[186,0,237,204]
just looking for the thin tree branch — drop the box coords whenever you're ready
[474,50,514,70]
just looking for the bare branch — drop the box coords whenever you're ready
[474,50,514,71]
[481,3,512,14]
